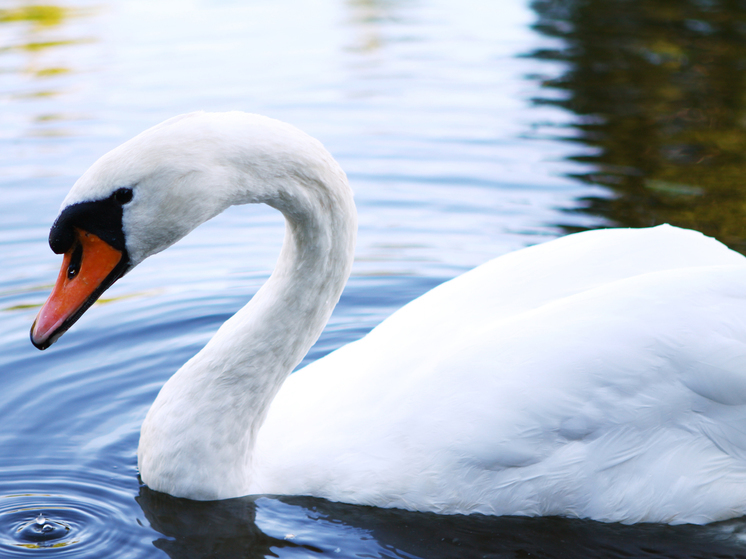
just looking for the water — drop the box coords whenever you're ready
[3,0,746,556]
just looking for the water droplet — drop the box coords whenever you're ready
[17,513,70,543]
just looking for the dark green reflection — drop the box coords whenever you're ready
[529,0,746,252]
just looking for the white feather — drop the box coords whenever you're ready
[56,112,746,524]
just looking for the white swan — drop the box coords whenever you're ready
[30,112,746,525]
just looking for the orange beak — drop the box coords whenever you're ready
[31,228,127,350]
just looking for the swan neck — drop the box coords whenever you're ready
[138,158,356,500]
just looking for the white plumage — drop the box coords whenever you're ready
[49,112,746,524]
[256,225,746,524]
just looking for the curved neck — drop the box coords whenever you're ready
[138,168,356,500]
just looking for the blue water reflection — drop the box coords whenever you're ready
[2,0,744,557]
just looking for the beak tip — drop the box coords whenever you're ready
[30,318,53,351]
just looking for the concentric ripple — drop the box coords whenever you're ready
[0,467,150,558]
[16,513,72,545]
[8,509,75,550]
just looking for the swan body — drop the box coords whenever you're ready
[256,226,746,524]
[31,112,746,524]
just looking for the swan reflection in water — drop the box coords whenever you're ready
[137,486,746,559]
[137,487,305,558]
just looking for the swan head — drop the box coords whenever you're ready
[30,111,350,350]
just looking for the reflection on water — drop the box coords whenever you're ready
[529,0,746,251]
[0,4,71,26]
[345,0,398,53]
[137,489,298,559]
[345,0,420,58]
[5,0,746,557]
[0,0,94,134]
[138,487,746,559]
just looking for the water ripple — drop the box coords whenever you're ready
[0,468,148,558]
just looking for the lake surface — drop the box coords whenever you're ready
[3,0,746,556]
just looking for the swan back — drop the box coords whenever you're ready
[254,225,746,523]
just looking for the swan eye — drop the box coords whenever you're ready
[67,243,83,280]
[113,188,133,205]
